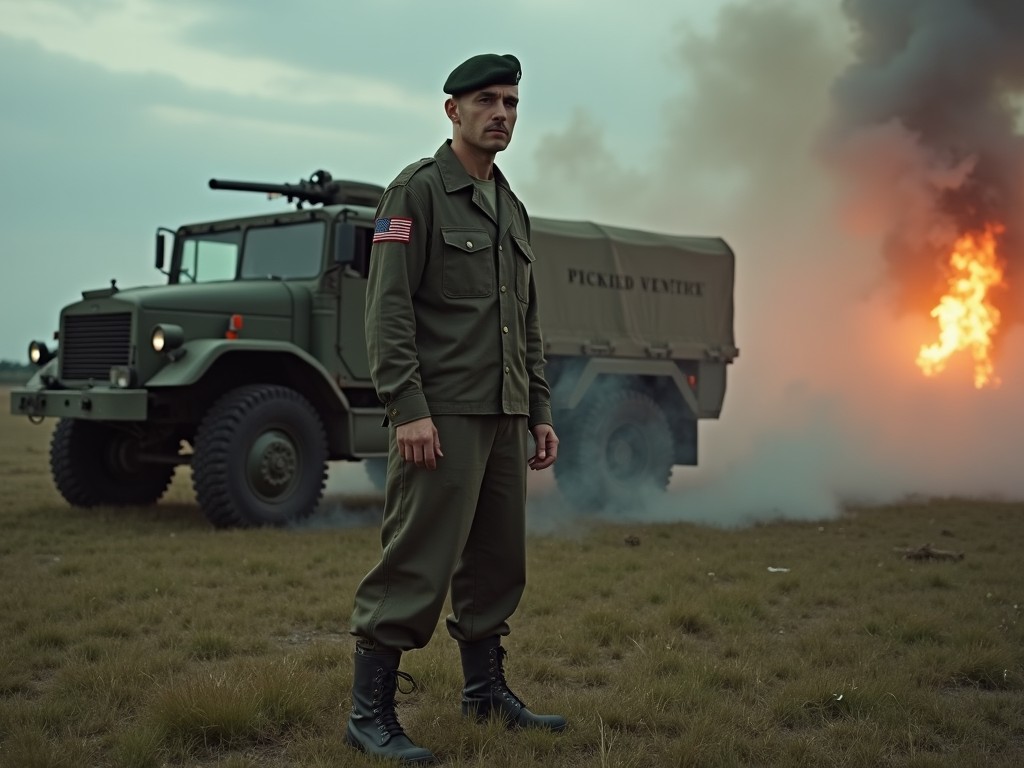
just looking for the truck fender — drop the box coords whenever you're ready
[22,357,59,389]
[553,358,699,414]
[146,339,343,399]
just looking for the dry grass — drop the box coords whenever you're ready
[1,395,1022,766]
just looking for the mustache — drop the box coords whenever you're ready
[486,123,509,134]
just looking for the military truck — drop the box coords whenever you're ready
[11,170,738,527]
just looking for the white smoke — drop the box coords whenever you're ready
[520,0,1024,529]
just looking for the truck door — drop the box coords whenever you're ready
[334,222,373,382]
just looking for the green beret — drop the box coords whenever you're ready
[444,53,521,96]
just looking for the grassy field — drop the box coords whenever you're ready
[1,401,1022,767]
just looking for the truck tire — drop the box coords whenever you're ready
[50,419,175,507]
[192,384,327,528]
[554,388,673,512]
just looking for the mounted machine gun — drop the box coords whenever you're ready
[208,170,385,209]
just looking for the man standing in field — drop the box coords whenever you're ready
[345,54,565,763]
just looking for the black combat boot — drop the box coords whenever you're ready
[345,644,437,764]
[459,636,567,732]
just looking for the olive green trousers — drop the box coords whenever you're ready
[350,414,528,651]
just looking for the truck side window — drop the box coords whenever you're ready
[334,222,374,278]
[242,221,325,280]
[354,226,373,277]
[180,231,241,283]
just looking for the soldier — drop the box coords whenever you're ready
[345,54,565,763]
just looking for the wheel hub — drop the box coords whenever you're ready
[110,437,141,475]
[247,430,298,501]
[606,424,648,480]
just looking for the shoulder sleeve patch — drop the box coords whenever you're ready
[373,216,413,243]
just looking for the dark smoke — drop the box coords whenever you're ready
[824,0,1024,329]
[519,0,1024,528]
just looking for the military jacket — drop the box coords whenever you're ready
[365,140,552,428]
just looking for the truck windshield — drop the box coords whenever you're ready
[179,221,326,283]
[180,231,240,283]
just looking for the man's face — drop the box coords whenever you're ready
[450,84,519,153]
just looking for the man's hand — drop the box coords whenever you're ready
[396,417,443,470]
[528,423,558,471]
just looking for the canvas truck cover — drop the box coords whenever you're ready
[529,218,737,360]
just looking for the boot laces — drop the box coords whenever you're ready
[373,669,418,738]
[490,647,526,709]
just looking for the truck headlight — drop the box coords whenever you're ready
[28,340,54,366]
[151,324,184,353]
[109,366,137,388]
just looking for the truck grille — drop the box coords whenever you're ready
[60,313,132,380]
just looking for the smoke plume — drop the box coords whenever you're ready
[824,0,1024,329]
[520,0,1024,528]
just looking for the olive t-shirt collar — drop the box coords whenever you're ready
[435,139,512,196]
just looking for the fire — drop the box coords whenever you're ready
[916,223,1005,388]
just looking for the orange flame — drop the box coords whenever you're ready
[916,223,1005,388]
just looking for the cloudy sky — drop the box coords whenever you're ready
[0,0,724,362]
[4,0,1023,520]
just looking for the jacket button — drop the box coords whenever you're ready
[466,240,473,248]
[498,245,503,252]
[504,366,510,374]
[502,326,509,334]
[500,285,507,293]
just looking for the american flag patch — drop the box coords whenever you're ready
[373,216,413,243]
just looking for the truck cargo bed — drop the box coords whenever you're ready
[530,218,737,361]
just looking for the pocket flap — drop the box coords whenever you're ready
[442,228,491,253]
[512,236,536,263]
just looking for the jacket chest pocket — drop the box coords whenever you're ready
[441,228,493,298]
[512,236,535,303]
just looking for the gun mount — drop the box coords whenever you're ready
[208,170,385,209]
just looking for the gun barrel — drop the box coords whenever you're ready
[207,173,384,207]
[208,179,305,196]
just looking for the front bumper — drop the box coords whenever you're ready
[10,387,148,421]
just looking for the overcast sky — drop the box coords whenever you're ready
[5,0,1023,518]
[0,0,732,361]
